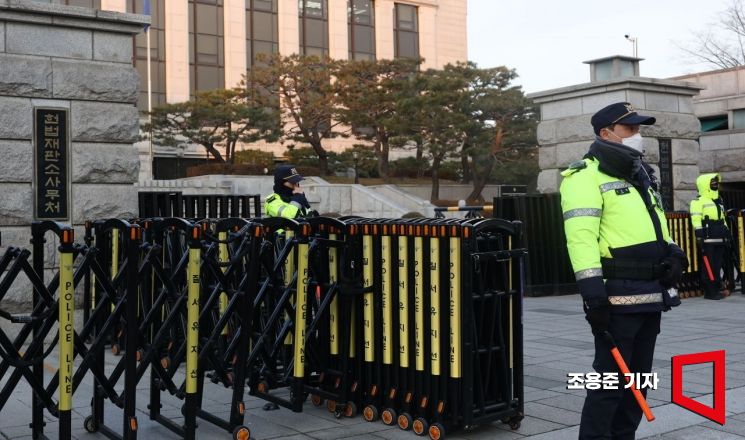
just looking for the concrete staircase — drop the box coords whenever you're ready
[137,176,437,218]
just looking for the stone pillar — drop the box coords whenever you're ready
[223,0,247,88]
[374,0,394,60]
[418,5,437,69]
[278,0,299,55]
[0,1,146,305]
[327,0,348,60]
[529,73,703,210]
[165,0,189,103]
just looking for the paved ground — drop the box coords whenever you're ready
[1,290,744,439]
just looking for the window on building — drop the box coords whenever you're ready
[348,0,375,60]
[63,0,101,8]
[128,0,167,111]
[189,0,225,93]
[299,0,329,57]
[700,115,728,132]
[394,3,418,59]
[733,110,745,130]
[246,0,279,69]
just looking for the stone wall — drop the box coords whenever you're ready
[0,1,147,305]
[529,78,703,210]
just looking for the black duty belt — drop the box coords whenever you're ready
[600,257,663,281]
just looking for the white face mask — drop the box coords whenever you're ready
[621,132,644,152]
[606,129,644,153]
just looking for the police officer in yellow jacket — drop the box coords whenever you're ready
[264,165,313,218]
[690,173,728,300]
[560,102,688,440]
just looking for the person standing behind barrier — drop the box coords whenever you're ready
[690,173,729,300]
[264,165,315,218]
[559,102,688,440]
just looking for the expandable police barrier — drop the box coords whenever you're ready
[434,206,493,219]
[725,209,744,292]
[138,192,262,219]
[0,215,525,440]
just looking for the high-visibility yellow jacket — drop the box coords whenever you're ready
[690,173,726,233]
[264,192,308,219]
[560,152,681,313]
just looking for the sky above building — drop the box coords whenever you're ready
[467,0,733,93]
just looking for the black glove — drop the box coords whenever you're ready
[660,256,684,288]
[291,193,311,209]
[583,299,610,337]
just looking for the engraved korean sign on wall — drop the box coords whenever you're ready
[657,138,673,210]
[34,108,70,220]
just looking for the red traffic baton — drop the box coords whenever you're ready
[603,332,655,422]
[702,254,716,282]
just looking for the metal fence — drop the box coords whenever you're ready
[493,194,745,297]
[138,192,262,219]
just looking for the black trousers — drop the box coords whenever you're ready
[700,242,724,296]
[579,312,661,440]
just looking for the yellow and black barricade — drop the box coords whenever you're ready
[0,213,530,440]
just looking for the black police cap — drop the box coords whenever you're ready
[590,102,656,135]
[274,165,304,184]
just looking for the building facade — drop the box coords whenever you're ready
[671,67,745,188]
[58,0,468,178]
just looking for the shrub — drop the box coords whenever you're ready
[234,149,275,168]
[286,147,339,167]
[336,146,379,178]
[186,163,267,177]
[389,157,423,178]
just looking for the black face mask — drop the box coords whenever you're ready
[710,179,719,191]
[273,182,293,198]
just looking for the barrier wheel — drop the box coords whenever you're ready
[326,399,337,412]
[381,408,396,425]
[83,415,98,433]
[428,422,445,440]
[232,425,251,440]
[397,412,413,431]
[311,394,324,406]
[343,401,357,418]
[363,405,379,422]
[509,420,521,430]
[413,417,429,436]
[111,344,120,355]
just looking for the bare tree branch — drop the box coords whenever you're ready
[681,0,745,68]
